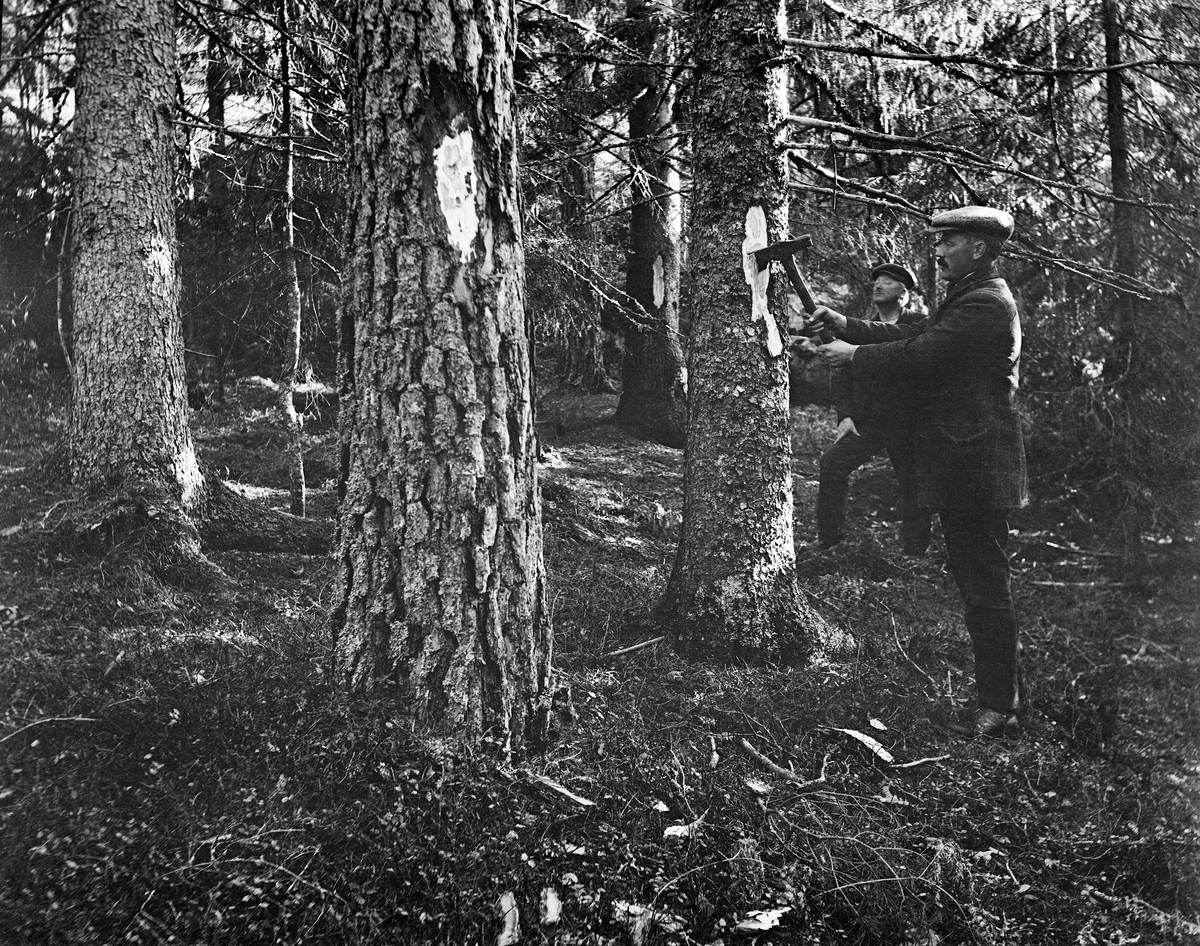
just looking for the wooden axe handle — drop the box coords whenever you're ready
[781,256,817,314]
[780,256,833,344]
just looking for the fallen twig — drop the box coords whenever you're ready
[890,754,950,770]
[1030,579,1130,588]
[520,769,596,807]
[890,615,940,688]
[0,716,98,745]
[739,738,828,790]
[1041,539,1119,559]
[604,636,664,659]
[1085,887,1200,937]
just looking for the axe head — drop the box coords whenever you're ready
[753,234,813,270]
[748,235,816,271]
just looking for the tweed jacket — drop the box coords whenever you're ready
[844,264,1028,510]
[831,307,925,428]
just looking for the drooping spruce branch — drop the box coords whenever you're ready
[784,115,1198,217]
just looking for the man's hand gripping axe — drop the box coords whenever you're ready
[752,235,831,343]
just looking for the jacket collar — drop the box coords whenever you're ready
[938,262,1002,312]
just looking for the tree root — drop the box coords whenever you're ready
[50,470,332,608]
[193,474,331,555]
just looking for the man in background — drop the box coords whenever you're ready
[815,263,931,554]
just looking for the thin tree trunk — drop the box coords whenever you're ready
[1101,0,1137,377]
[612,0,686,448]
[556,0,611,392]
[1101,0,1149,573]
[660,0,837,661]
[206,2,228,151]
[56,210,72,373]
[335,0,552,748]
[199,0,232,405]
[277,0,306,517]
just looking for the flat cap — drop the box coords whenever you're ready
[927,206,1014,241]
[870,262,917,290]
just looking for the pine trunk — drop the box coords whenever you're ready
[661,0,835,661]
[612,0,686,448]
[69,0,201,506]
[335,0,552,748]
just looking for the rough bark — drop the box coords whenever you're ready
[660,0,836,661]
[68,0,330,571]
[612,0,687,448]
[335,0,552,749]
[277,0,307,517]
[69,0,202,504]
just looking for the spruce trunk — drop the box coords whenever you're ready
[613,0,686,448]
[69,0,201,505]
[661,0,834,661]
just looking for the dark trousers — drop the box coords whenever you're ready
[940,508,1021,713]
[817,426,931,553]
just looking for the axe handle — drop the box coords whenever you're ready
[781,256,817,314]
[780,255,833,344]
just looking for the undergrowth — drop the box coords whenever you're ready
[1,370,1197,945]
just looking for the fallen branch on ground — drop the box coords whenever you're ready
[604,636,664,659]
[0,716,98,745]
[739,738,829,790]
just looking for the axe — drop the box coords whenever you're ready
[752,235,831,342]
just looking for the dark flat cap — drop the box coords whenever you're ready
[927,206,1015,241]
[870,262,917,290]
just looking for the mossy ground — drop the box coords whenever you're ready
[1,365,1197,945]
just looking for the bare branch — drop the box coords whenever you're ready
[783,36,1200,78]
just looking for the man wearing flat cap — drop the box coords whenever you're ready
[815,206,1028,740]
[815,262,931,555]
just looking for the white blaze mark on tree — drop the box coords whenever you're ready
[652,255,666,308]
[741,205,783,357]
[435,128,480,262]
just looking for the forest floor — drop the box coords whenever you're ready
[1,360,1198,946]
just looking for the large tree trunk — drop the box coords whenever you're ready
[335,0,552,749]
[660,0,835,661]
[612,0,686,448]
[70,0,201,504]
[69,0,329,576]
